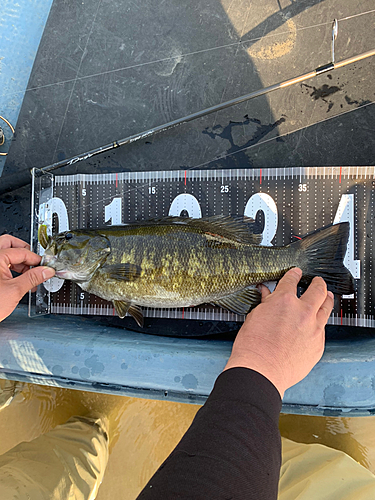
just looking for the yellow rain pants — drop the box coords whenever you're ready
[0,380,375,500]
[279,437,375,500]
[0,413,109,500]
[0,379,22,412]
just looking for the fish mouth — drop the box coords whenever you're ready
[54,270,78,279]
[40,253,88,281]
[41,253,62,274]
[40,253,54,267]
[41,253,63,275]
[40,254,64,277]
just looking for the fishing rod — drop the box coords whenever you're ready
[1,20,375,196]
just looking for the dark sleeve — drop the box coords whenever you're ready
[137,367,282,500]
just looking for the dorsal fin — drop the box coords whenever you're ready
[110,215,262,245]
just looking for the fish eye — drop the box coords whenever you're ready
[65,233,73,240]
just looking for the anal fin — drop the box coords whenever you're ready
[128,305,144,327]
[211,287,261,315]
[113,301,144,327]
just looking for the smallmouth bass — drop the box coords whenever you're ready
[39,215,354,327]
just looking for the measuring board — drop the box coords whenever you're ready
[30,167,375,328]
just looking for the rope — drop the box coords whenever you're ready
[0,115,15,156]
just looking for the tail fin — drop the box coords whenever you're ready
[293,222,354,295]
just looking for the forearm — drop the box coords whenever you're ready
[137,367,282,500]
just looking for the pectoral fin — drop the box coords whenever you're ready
[211,288,261,315]
[106,263,142,281]
[113,301,144,327]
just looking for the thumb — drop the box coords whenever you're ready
[12,266,55,296]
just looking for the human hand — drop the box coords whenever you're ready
[0,235,55,322]
[224,268,334,398]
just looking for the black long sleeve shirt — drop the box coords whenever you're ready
[137,367,282,500]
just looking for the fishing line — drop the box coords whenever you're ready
[1,8,374,100]
[187,99,375,172]
[50,0,104,169]
[38,48,375,172]
[60,97,375,220]
[340,8,375,22]
[1,19,375,196]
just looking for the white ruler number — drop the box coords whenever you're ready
[333,194,360,298]
[38,197,69,292]
[169,194,202,218]
[244,193,278,246]
[244,193,278,292]
[105,197,123,225]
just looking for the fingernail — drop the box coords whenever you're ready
[328,291,334,299]
[42,267,55,280]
